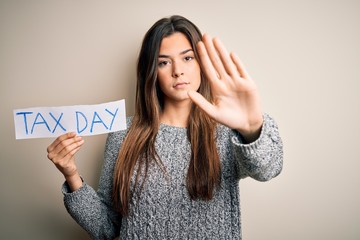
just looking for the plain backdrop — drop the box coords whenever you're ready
[1,0,359,239]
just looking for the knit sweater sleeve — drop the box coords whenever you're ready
[62,130,125,240]
[232,113,283,181]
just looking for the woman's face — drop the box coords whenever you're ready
[157,32,201,105]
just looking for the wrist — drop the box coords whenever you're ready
[64,172,83,192]
[239,127,261,143]
[236,119,263,143]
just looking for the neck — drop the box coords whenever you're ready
[160,101,192,128]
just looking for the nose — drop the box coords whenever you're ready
[172,61,184,78]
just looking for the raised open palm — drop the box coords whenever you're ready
[188,34,263,142]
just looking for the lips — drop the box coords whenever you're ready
[173,81,189,88]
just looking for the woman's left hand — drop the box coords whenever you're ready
[188,34,263,142]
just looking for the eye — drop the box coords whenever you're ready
[184,56,194,62]
[158,60,170,67]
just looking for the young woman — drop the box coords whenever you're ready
[47,15,283,239]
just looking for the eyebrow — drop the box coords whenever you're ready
[158,49,193,58]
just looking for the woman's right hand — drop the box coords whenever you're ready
[47,132,84,191]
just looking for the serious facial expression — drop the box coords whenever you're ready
[157,32,201,105]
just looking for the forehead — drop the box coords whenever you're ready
[159,32,192,55]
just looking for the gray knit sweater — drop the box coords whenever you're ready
[62,114,283,239]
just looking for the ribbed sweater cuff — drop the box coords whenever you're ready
[231,113,279,155]
[61,177,92,202]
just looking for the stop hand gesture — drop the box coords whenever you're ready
[188,34,263,142]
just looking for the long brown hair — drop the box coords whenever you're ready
[112,15,220,216]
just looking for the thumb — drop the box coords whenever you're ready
[187,91,217,119]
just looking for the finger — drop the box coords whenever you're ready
[67,144,83,159]
[188,91,218,120]
[48,135,82,156]
[202,34,227,79]
[47,136,84,161]
[197,40,219,82]
[230,52,251,80]
[213,38,238,77]
[49,139,84,163]
[47,132,77,153]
